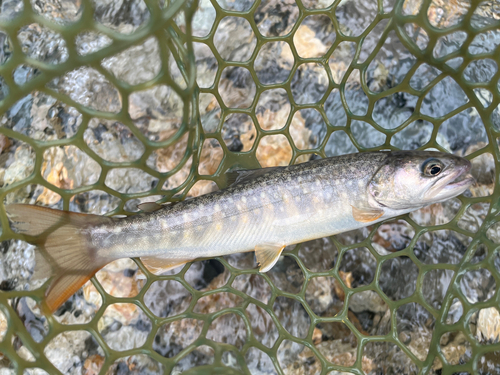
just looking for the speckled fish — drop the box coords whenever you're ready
[6,150,474,312]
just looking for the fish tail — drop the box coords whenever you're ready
[5,204,112,313]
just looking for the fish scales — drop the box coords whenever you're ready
[91,153,390,260]
[6,150,474,312]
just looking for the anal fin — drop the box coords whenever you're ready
[255,243,285,273]
[351,205,384,223]
[140,256,192,275]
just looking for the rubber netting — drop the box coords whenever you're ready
[0,0,499,374]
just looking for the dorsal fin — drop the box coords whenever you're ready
[137,202,164,212]
[225,166,285,186]
[137,201,183,213]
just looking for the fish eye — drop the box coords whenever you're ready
[422,159,443,177]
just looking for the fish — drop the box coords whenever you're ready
[5,150,474,312]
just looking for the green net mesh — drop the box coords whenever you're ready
[0,0,499,373]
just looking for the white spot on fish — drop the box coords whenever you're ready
[241,196,247,203]
[260,192,266,199]
[214,204,221,211]
[160,220,168,230]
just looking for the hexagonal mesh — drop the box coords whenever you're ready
[0,0,499,373]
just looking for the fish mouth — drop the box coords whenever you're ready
[429,162,475,201]
[445,172,475,190]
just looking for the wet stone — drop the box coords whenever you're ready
[315,322,358,367]
[363,341,418,375]
[273,297,310,339]
[267,255,304,294]
[478,350,500,374]
[305,276,344,317]
[206,313,247,350]
[214,16,256,62]
[457,203,490,233]
[193,292,243,314]
[291,63,329,105]
[143,280,192,318]
[12,297,48,343]
[297,238,338,272]
[245,303,279,348]
[231,273,271,304]
[294,14,336,59]
[396,303,435,361]
[52,67,122,113]
[372,219,415,252]
[379,257,418,300]
[153,318,204,358]
[446,298,463,325]
[44,330,104,374]
[171,345,215,373]
[339,247,377,288]
[0,308,6,342]
[92,0,150,34]
[254,0,299,37]
[254,42,294,85]
[414,230,471,265]
[349,292,391,336]
[244,347,277,374]
[98,303,152,351]
[278,340,322,375]
[422,269,455,310]
[470,307,500,344]
[460,268,496,304]
[439,331,472,365]
[105,355,163,375]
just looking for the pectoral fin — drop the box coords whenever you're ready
[140,256,192,275]
[226,166,285,186]
[351,206,384,223]
[255,243,285,272]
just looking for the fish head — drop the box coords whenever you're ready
[368,151,474,210]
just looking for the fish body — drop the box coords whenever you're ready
[6,151,474,312]
[95,153,401,259]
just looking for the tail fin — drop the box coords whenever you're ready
[5,204,113,313]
